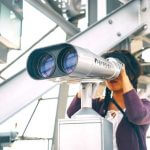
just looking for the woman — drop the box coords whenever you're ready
[67,50,150,150]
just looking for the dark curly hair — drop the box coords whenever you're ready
[101,50,141,117]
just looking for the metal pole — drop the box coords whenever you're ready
[88,0,98,26]
[73,82,100,118]
[51,83,69,150]
[81,83,92,108]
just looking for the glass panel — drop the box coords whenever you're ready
[0,69,57,124]
[0,3,21,49]
[24,99,58,138]
[0,100,38,134]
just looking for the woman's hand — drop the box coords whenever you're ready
[119,65,128,80]
[120,65,133,93]
[77,91,81,99]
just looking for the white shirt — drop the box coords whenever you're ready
[105,110,124,150]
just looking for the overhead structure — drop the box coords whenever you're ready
[25,0,80,37]
[69,0,145,55]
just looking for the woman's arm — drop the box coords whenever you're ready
[120,66,150,125]
[67,94,81,118]
[123,89,150,125]
[120,65,133,93]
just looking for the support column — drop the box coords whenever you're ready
[51,83,69,150]
[87,0,98,26]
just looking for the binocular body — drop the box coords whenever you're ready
[27,43,122,82]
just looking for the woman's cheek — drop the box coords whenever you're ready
[106,81,123,91]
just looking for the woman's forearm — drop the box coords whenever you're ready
[120,66,133,93]
[122,75,133,94]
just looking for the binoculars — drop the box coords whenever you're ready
[27,43,123,81]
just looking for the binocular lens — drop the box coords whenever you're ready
[38,55,55,78]
[62,50,78,74]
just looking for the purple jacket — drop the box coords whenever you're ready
[67,89,150,150]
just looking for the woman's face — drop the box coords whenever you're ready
[105,74,123,92]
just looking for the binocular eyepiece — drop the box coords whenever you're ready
[27,43,122,81]
[27,43,78,80]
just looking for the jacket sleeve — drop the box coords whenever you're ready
[123,89,150,125]
[67,95,81,118]
[67,95,102,118]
